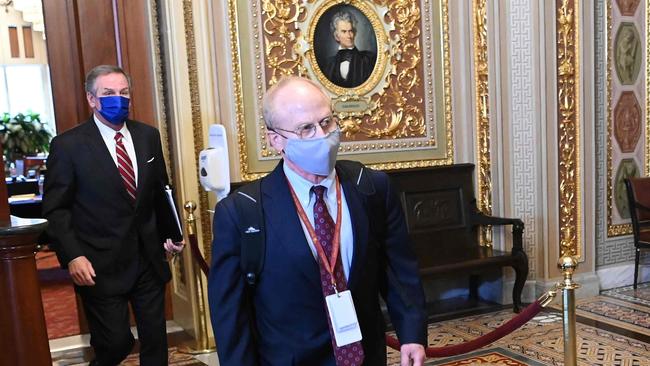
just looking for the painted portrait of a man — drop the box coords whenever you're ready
[314,6,377,88]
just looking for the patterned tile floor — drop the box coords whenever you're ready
[385,283,650,365]
[44,274,650,365]
[387,309,650,365]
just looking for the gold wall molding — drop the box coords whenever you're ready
[183,0,212,258]
[151,0,190,298]
[606,0,627,237]
[150,0,172,181]
[605,0,647,237]
[556,0,581,257]
[472,0,492,246]
[605,0,628,237]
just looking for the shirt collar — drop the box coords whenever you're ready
[93,113,130,141]
[283,161,337,205]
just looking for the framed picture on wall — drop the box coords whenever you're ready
[228,0,453,180]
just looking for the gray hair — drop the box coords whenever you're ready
[84,65,132,94]
[262,76,330,129]
[330,10,357,37]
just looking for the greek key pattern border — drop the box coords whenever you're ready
[509,0,537,279]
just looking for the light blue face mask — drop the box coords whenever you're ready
[284,129,340,176]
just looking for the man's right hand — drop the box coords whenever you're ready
[68,256,96,286]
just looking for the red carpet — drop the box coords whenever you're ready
[37,250,80,339]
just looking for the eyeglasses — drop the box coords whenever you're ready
[268,116,339,139]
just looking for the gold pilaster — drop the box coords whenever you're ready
[183,0,213,258]
[556,0,581,258]
[473,0,492,247]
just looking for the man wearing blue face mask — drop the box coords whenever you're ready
[42,65,184,366]
[208,76,427,366]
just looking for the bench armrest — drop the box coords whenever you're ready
[634,201,650,214]
[470,201,525,253]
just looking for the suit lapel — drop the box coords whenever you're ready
[263,163,321,287]
[82,119,133,203]
[338,165,369,291]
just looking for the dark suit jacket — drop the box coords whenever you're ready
[42,117,180,296]
[208,161,427,366]
[323,47,376,88]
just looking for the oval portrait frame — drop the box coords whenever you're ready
[305,0,389,96]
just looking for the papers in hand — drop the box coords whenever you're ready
[165,185,183,237]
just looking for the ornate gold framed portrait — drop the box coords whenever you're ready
[229,0,452,180]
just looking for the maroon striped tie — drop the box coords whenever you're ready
[114,132,137,201]
[312,186,364,365]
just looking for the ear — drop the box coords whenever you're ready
[86,92,98,110]
[266,130,285,153]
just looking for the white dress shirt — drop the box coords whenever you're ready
[93,114,139,185]
[283,163,354,280]
[338,46,353,80]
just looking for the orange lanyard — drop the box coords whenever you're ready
[288,176,343,289]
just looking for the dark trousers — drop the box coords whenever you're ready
[78,258,168,366]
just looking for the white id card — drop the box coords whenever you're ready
[325,290,363,347]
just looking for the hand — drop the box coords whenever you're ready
[163,238,185,260]
[400,343,425,366]
[68,256,96,286]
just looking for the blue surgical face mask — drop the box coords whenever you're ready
[97,96,130,125]
[283,129,340,176]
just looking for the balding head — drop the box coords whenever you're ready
[262,76,331,129]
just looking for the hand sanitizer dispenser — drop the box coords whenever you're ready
[199,124,230,200]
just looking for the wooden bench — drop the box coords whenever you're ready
[387,164,528,313]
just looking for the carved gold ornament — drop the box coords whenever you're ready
[556,0,581,257]
[472,0,492,247]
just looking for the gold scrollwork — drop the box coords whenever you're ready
[473,0,492,247]
[556,0,581,257]
[262,0,307,85]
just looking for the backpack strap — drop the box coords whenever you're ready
[233,179,265,286]
[336,160,375,196]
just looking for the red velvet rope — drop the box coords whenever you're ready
[385,300,543,357]
[188,233,210,276]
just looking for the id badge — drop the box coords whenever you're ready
[325,290,363,347]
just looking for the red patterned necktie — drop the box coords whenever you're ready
[312,185,364,366]
[114,132,137,201]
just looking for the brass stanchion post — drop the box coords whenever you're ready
[558,256,579,366]
[179,201,215,354]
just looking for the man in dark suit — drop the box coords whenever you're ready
[323,10,376,88]
[208,76,426,365]
[42,65,184,366]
